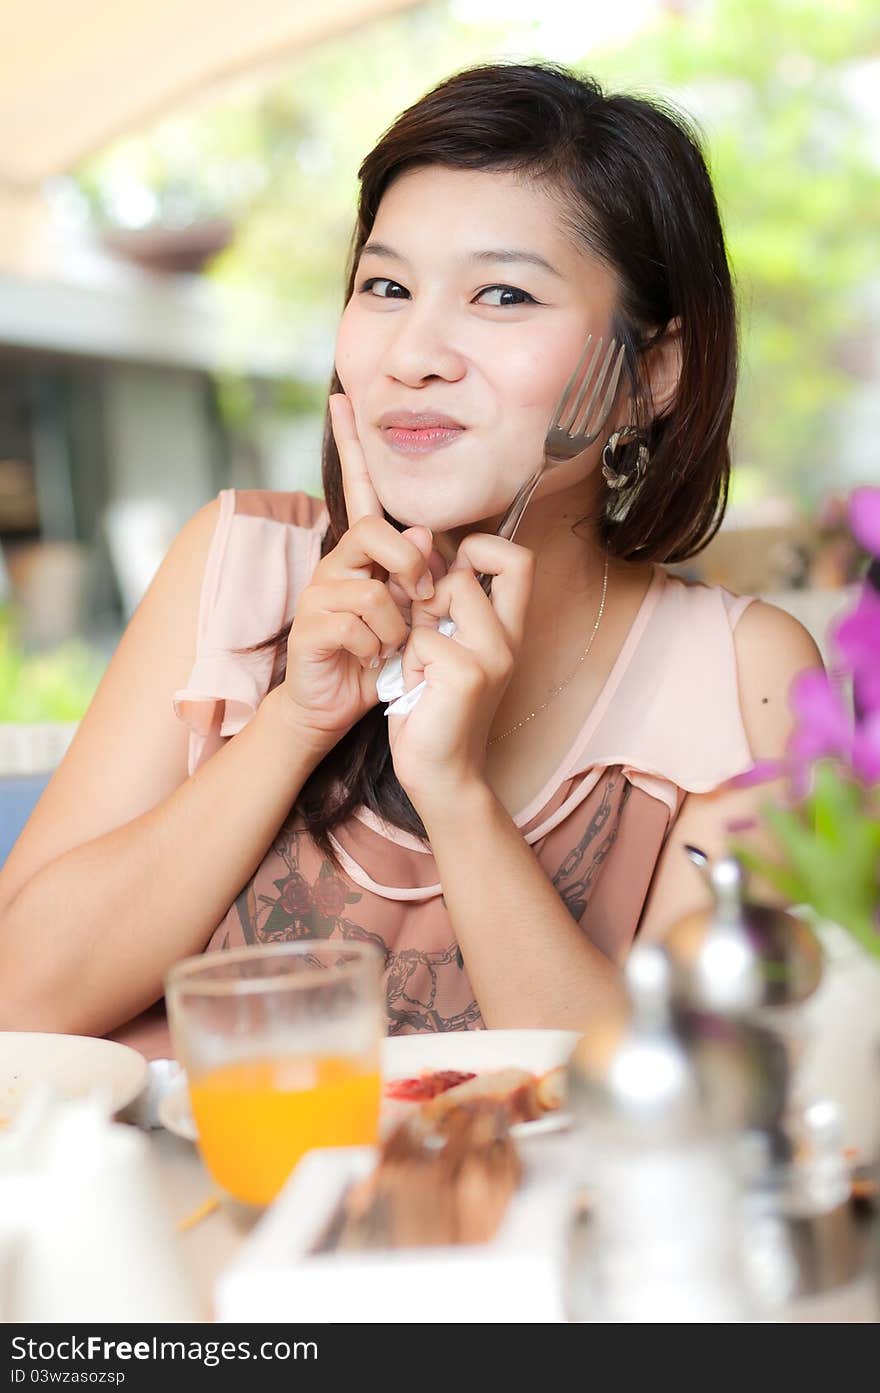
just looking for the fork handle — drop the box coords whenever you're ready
[474,465,544,597]
[378,465,544,716]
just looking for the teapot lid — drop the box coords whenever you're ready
[569,944,782,1141]
[664,849,824,1012]
[569,948,721,1141]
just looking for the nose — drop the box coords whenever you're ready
[381,300,467,387]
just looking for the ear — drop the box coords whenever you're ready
[644,317,683,421]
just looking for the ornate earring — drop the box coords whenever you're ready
[601,426,650,491]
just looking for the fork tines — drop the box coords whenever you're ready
[554,334,625,442]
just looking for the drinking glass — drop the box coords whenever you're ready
[166,942,384,1207]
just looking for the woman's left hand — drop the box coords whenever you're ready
[388,533,536,813]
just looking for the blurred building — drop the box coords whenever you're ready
[0,251,330,647]
[0,0,418,646]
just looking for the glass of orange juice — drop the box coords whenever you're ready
[165,942,383,1207]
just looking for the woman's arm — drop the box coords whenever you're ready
[419,783,624,1029]
[0,501,332,1037]
[637,600,824,945]
[0,688,330,1037]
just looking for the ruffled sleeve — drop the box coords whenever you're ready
[565,571,758,819]
[173,488,329,775]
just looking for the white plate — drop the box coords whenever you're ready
[159,1028,581,1143]
[158,1073,197,1140]
[0,1032,149,1127]
[382,1027,580,1076]
[382,1028,580,1138]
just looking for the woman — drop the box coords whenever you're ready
[0,62,820,1044]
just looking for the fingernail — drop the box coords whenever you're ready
[369,656,380,669]
[416,574,434,599]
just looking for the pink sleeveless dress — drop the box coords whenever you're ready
[164,488,758,1037]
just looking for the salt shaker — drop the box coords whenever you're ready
[664,849,824,1014]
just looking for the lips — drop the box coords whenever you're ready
[378,409,466,430]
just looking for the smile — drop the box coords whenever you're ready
[381,426,466,454]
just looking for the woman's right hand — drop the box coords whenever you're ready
[280,395,446,746]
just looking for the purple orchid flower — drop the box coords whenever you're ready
[729,759,786,789]
[849,486,880,558]
[787,669,852,757]
[786,668,855,797]
[853,710,880,785]
[834,583,880,716]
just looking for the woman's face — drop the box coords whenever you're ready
[334,165,620,535]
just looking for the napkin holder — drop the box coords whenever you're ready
[216,1137,576,1324]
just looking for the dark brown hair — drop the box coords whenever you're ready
[255,60,737,865]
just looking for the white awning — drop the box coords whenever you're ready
[0,0,421,186]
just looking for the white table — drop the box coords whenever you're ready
[142,926,880,1322]
[148,1123,579,1322]
[149,1128,255,1321]
[147,1119,879,1324]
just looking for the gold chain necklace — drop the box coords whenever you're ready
[488,554,610,746]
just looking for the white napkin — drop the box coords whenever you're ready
[376,617,458,716]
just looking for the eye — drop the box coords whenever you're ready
[359,277,410,299]
[476,285,538,307]
[356,275,540,306]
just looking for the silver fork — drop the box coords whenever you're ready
[377,333,625,714]
[472,333,625,597]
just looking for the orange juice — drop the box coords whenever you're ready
[189,1055,381,1206]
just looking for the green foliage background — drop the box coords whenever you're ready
[0,608,104,721]
[593,0,880,511]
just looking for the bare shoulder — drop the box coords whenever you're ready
[733,596,823,667]
[637,598,823,944]
[732,598,823,757]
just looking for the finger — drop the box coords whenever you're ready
[329,516,436,604]
[426,544,450,587]
[399,621,486,698]
[329,393,383,526]
[386,526,442,620]
[450,534,534,646]
[410,571,514,686]
[299,579,409,657]
[416,535,534,651]
[297,608,390,669]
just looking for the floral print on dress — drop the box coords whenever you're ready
[215,817,483,1034]
[206,764,667,1032]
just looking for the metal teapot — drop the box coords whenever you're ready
[568,945,776,1142]
[664,848,824,1014]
